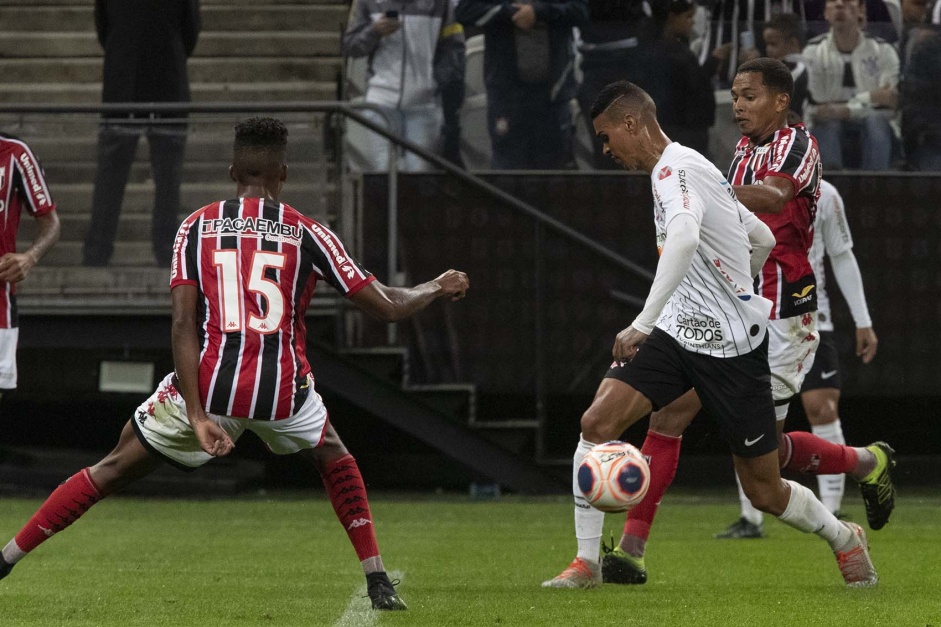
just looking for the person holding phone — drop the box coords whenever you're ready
[343,0,465,171]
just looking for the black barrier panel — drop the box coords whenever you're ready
[362,172,941,399]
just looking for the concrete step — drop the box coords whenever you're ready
[41,160,333,184]
[36,181,327,214]
[0,57,342,83]
[19,135,324,164]
[0,31,341,59]
[339,347,410,386]
[0,5,349,33]
[0,80,337,104]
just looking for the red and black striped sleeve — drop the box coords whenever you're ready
[765,126,820,197]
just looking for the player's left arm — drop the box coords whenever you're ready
[171,284,234,457]
[615,213,700,362]
[731,175,794,215]
[0,211,60,283]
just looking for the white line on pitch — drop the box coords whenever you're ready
[332,570,405,627]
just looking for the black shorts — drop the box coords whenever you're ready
[604,328,778,458]
[800,331,841,391]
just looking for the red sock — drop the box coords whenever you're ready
[623,430,682,541]
[321,454,379,562]
[14,468,103,553]
[783,431,859,474]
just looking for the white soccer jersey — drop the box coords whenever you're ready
[650,143,773,357]
[808,180,852,332]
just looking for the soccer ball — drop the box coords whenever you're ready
[577,441,650,513]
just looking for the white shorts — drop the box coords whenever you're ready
[132,372,328,470]
[0,328,18,390]
[768,313,819,413]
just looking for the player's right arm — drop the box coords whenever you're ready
[350,270,469,322]
[171,284,234,457]
[738,204,775,277]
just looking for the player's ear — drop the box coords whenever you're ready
[777,91,791,114]
[229,164,238,183]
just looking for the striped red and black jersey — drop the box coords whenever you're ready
[170,197,375,420]
[0,133,57,329]
[728,123,821,319]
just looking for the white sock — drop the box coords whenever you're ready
[360,556,384,575]
[2,539,26,564]
[812,420,846,514]
[777,480,853,550]
[735,471,764,526]
[574,435,603,563]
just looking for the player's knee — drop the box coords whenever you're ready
[649,410,685,438]
[580,406,617,443]
[807,404,839,425]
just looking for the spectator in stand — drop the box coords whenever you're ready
[83,0,200,268]
[763,14,810,116]
[803,0,899,170]
[899,0,931,66]
[456,0,588,169]
[644,0,718,157]
[576,0,652,169]
[901,26,941,170]
[343,0,465,172]
[803,0,898,41]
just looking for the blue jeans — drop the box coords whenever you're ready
[811,114,894,170]
[350,104,442,173]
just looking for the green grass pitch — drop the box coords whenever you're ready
[1,491,939,626]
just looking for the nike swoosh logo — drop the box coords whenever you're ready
[821,370,838,379]
[744,435,765,447]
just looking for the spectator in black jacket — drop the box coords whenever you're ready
[901,27,941,170]
[644,0,718,157]
[455,0,588,169]
[83,0,200,268]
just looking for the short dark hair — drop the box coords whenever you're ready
[736,58,794,99]
[234,117,288,153]
[764,13,805,46]
[589,80,656,120]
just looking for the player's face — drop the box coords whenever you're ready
[593,114,642,171]
[730,72,789,141]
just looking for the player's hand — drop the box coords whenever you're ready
[511,3,537,29]
[612,325,648,362]
[371,16,401,36]
[0,252,37,283]
[191,412,235,457]
[856,327,878,364]
[433,269,469,301]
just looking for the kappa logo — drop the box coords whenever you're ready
[658,166,672,180]
[346,518,372,530]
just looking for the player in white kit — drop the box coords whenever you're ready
[542,80,878,590]
[800,179,878,515]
